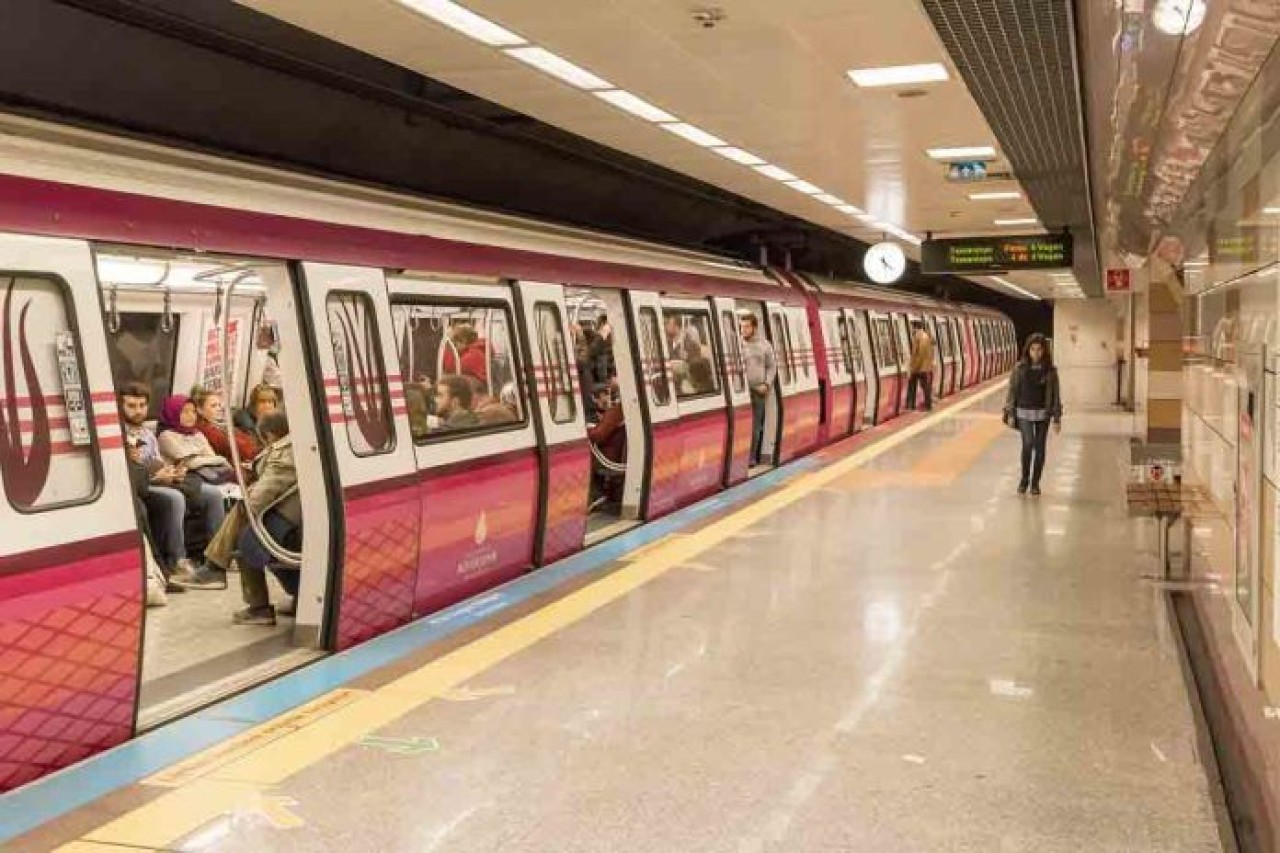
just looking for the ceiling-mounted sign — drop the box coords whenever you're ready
[1106,268,1132,292]
[945,161,987,182]
[920,233,1073,274]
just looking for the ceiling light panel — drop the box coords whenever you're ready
[395,0,526,46]
[712,146,766,166]
[927,146,997,161]
[660,122,727,147]
[593,90,675,123]
[994,218,1039,226]
[755,165,799,182]
[836,204,864,214]
[504,46,612,90]
[847,63,949,88]
[786,180,824,195]
[969,191,1022,200]
[814,194,844,205]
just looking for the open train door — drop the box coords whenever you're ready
[624,289,680,517]
[0,234,144,791]
[513,281,591,564]
[295,262,421,650]
[711,296,752,486]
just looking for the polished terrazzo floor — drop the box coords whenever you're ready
[20,394,1227,852]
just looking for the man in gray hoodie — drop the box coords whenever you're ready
[740,314,777,466]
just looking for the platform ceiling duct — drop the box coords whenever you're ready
[921,0,1101,295]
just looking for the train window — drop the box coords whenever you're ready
[873,317,895,370]
[636,308,670,405]
[106,312,180,420]
[770,313,794,385]
[392,300,525,442]
[534,303,575,424]
[787,312,812,378]
[0,273,100,512]
[663,309,720,399]
[720,310,746,394]
[836,316,856,377]
[325,291,396,457]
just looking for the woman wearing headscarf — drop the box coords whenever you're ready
[155,395,232,588]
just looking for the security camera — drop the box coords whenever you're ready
[692,7,726,28]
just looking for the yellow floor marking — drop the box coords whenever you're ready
[439,684,517,702]
[61,382,1004,851]
[827,416,1006,492]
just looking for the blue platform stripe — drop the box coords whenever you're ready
[0,458,819,842]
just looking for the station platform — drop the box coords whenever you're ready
[5,383,1229,852]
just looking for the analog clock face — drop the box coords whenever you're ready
[864,242,907,285]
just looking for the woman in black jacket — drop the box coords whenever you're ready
[1003,333,1063,495]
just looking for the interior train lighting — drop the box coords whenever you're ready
[394,0,526,46]
[968,191,1022,201]
[989,276,1041,300]
[712,146,766,166]
[594,90,676,123]
[504,46,612,90]
[1151,0,1206,36]
[785,180,824,195]
[847,63,949,88]
[927,146,997,161]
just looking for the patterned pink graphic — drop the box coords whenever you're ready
[329,294,392,452]
[541,442,589,564]
[335,486,420,651]
[779,390,821,463]
[647,410,727,519]
[830,384,854,440]
[0,276,51,506]
[726,405,752,485]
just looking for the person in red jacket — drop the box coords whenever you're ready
[192,387,261,466]
[587,384,626,508]
[442,324,488,385]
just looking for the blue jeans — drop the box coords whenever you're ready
[236,510,298,609]
[1018,419,1050,486]
[750,391,767,464]
[143,486,185,569]
[194,482,227,542]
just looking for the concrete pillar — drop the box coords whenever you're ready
[1145,265,1184,445]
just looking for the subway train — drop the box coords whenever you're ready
[0,114,1015,792]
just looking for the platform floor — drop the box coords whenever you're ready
[12,386,1228,852]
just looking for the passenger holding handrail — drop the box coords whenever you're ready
[740,314,777,467]
[442,323,488,385]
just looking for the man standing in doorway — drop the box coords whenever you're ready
[740,313,777,466]
[907,321,934,412]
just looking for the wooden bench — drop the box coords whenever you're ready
[1125,482,1218,577]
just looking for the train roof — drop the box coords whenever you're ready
[795,273,1009,318]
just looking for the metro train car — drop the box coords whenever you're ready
[0,114,1015,792]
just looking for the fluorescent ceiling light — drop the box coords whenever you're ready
[856,213,878,223]
[594,89,675,122]
[814,193,844,205]
[927,146,997,161]
[969,191,1022,200]
[660,122,726,147]
[847,63,949,88]
[396,0,525,46]
[755,164,799,182]
[994,218,1039,226]
[504,46,611,90]
[786,180,824,195]
[1183,260,1209,266]
[712,146,765,166]
[1263,207,1280,215]
[989,276,1040,300]
[836,204,864,214]
[903,235,923,246]
[1152,0,1206,36]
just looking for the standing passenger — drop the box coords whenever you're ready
[907,321,934,412]
[1003,333,1062,496]
[740,314,777,467]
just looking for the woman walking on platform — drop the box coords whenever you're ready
[1003,333,1062,496]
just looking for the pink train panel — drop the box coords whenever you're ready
[778,390,822,464]
[646,409,728,520]
[413,450,538,617]
[0,535,141,793]
[335,479,420,651]
[876,376,898,425]
[852,380,867,433]
[540,441,591,565]
[830,384,854,441]
[725,404,752,486]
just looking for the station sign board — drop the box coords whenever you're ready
[943,163,1015,183]
[920,233,1073,275]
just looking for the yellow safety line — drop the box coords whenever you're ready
[64,382,1006,850]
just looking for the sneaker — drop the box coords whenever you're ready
[174,565,228,590]
[146,576,168,607]
[164,580,187,594]
[1030,485,1041,496]
[1017,482,1029,495]
[233,606,277,626]
[170,559,199,586]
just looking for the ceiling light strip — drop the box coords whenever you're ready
[394,0,526,46]
[989,276,1040,300]
[504,46,612,90]
[847,63,949,88]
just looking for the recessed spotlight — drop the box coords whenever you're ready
[395,0,526,46]
[847,63,949,88]
[712,146,766,166]
[505,46,611,90]
[969,191,1022,201]
[1263,207,1280,215]
[594,90,675,123]
[660,122,727,147]
[755,164,799,182]
[928,146,997,161]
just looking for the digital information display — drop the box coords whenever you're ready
[920,234,1073,275]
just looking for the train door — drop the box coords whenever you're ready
[773,303,821,463]
[840,309,868,433]
[892,313,913,414]
[388,278,543,617]
[625,290,680,517]
[758,301,791,468]
[712,296,752,486]
[851,309,877,429]
[820,309,855,440]
[962,317,979,387]
[867,311,898,425]
[929,314,947,400]
[0,235,145,791]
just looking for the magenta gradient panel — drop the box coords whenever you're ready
[778,390,822,464]
[335,484,420,651]
[413,452,538,618]
[877,377,899,425]
[726,404,752,486]
[646,409,727,520]
[541,441,590,565]
[830,384,854,441]
[0,543,142,792]
[852,380,868,432]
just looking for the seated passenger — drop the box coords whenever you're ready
[233,383,280,436]
[119,383,223,588]
[225,412,302,626]
[404,381,433,442]
[158,395,234,484]
[433,374,480,431]
[192,386,261,465]
[687,356,715,395]
[587,384,626,507]
[473,380,519,426]
[442,324,488,385]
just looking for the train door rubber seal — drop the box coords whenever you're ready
[509,280,553,566]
